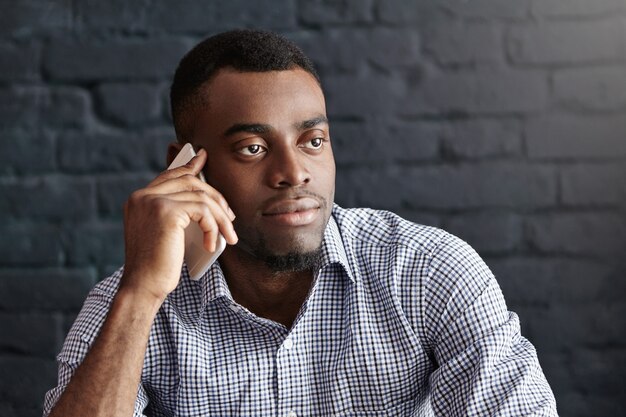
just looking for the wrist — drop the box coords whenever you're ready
[116,279,167,316]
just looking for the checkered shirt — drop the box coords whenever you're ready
[43,205,557,416]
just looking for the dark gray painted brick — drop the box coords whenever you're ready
[341,162,557,210]
[443,212,523,254]
[441,119,522,159]
[0,267,96,311]
[0,87,89,129]
[41,87,91,129]
[440,0,530,19]
[553,67,626,111]
[294,28,421,73]
[0,176,96,221]
[96,174,157,218]
[402,70,548,115]
[0,129,56,175]
[331,119,440,164]
[560,163,626,206]
[423,21,502,66]
[0,403,18,417]
[0,356,57,406]
[324,72,406,116]
[375,0,434,24]
[0,87,39,128]
[298,0,374,24]
[529,303,626,351]
[531,0,625,17]
[0,224,64,267]
[489,258,616,307]
[149,0,297,31]
[568,349,626,396]
[63,221,124,268]
[58,130,171,174]
[0,0,72,38]
[74,0,152,32]
[0,313,62,357]
[526,212,626,258]
[44,37,190,81]
[507,20,625,65]
[76,0,297,33]
[95,83,163,126]
[526,114,626,159]
[0,404,41,417]
[0,41,40,81]
[555,390,625,417]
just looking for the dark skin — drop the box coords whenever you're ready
[49,67,335,417]
[170,67,335,326]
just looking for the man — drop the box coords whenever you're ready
[43,30,557,416]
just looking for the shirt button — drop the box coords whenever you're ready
[283,338,294,350]
[286,411,297,417]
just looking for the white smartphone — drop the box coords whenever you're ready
[167,143,226,280]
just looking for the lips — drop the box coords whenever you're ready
[262,197,321,216]
[261,197,322,227]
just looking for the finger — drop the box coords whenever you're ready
[195,199,238,246]
[149,149,208,187]
[159,194,238,245]
[157,190,234,230]
[146,179,235,221]
[182,200,239,247]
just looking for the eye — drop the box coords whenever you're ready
[237,144,266,156]
[303,137,325,149]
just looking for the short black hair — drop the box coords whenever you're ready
[170,29,320,140]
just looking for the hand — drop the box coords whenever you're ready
[120,149,238,303]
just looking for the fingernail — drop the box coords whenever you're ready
[228,207,236,220]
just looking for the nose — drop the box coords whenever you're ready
[267,147,311,188]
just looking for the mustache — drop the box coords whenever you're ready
[261,190,328,212]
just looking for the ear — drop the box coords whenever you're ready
[166,141,185,166]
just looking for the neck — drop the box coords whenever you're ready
[218,245,315,328]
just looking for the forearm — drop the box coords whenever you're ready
[49,284,163,417]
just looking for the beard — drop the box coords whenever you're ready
[232,213,327,274]
[244,232,323,273]
[263,247,323,273]
[230,192,331,274]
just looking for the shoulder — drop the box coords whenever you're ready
[332,205,492,284]
[333,205,489,271]
[331,205,448,257]
[331,206,497,342]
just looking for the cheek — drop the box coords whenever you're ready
[319,158,336,192]
[204,169,245,209]
[216,175,260,215]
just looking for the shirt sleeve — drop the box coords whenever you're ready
[424,233,558,416]
[42,273,150,417]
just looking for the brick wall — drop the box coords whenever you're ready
[1,1,625,416]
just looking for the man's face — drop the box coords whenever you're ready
[190,67,335,265]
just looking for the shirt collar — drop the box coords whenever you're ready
[196,205,355,311]
[318,206,355,283]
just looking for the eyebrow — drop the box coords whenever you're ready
[223,123,271,137]
[223,115,329,137]
[297,115,329,130]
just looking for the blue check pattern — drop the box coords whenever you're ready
[44,205,557,416]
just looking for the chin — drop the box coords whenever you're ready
[262,247,323,273]
[264,234,321,256]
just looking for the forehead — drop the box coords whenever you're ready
[194,68,326,135]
